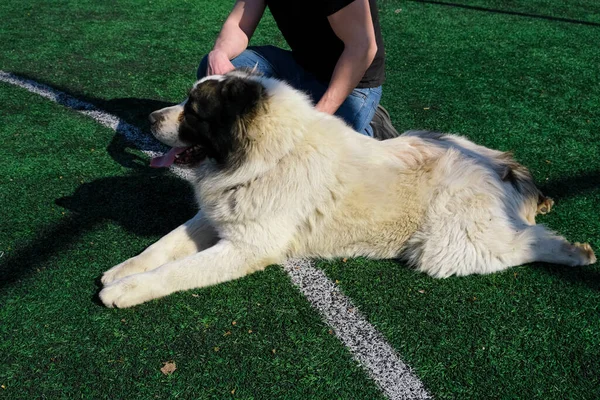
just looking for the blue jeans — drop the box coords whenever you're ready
[197,45,381,137]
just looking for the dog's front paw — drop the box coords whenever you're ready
[101,258,145,285]
[99,273,165,308]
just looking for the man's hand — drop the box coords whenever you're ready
[207,49,236,75]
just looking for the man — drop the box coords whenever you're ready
[198,0,399,139]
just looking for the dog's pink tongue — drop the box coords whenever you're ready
[150,147,188,168]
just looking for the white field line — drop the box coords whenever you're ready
[0,71,431,400]
[0,71,160,152]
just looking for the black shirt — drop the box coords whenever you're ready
[265,0,385,88]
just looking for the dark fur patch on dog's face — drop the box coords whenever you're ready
[178,75,266,167]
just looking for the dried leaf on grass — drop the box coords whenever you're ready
[160,361,177,375]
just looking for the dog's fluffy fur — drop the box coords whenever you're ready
[99,70,596,308]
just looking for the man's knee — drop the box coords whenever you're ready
[197,47,285,82]
[231,48,272,72]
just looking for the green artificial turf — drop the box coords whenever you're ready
[1,0,599,398]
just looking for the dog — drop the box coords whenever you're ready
[99,69,596,308]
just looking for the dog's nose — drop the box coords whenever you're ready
[149,111,160,125]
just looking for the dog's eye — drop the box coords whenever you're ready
[182,109,202,124]
[183,102,195,116]
[183,101,207,121]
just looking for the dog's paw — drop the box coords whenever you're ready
[99,273,164,308]
[537,197,554,215]
[101,264,125,286]
[573,242,597,266]
[101,259,145,285]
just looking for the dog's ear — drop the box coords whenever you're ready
[220,77,264,117]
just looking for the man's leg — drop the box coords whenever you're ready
[307,83,398,139]
[369,104,401,140]
[334,86,382,137]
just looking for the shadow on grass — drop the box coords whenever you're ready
[101,97,174,168]
[0,170,196,291]
[5,71,177,169]
[409,0,600,27]
[0,72,200,290]
[538,264,600,291]
[539,170,600,200]
[537,171,600,291]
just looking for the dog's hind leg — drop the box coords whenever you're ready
[409,222,596,279]
[99,240,281,308]
[507,224,596,267]
[101,211,218,285]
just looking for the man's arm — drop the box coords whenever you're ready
[315,0,378,114]
[207,0,266,75]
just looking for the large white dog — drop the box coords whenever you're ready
[99,70,596,308]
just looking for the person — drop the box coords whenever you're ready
[197,0,399,139]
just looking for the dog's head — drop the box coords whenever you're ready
[149,70,266,168]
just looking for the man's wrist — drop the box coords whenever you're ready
[315,94,342,114]
[209,48,228,59]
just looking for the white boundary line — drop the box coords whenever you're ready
[0,71,431,400]
[284,259,430,399]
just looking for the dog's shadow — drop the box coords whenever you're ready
[8,71,179,169]
[1,74,198,292]
[55,170,196,236]
[539,263,600,291]
[101,97,174,169]
[1,169,196,292]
